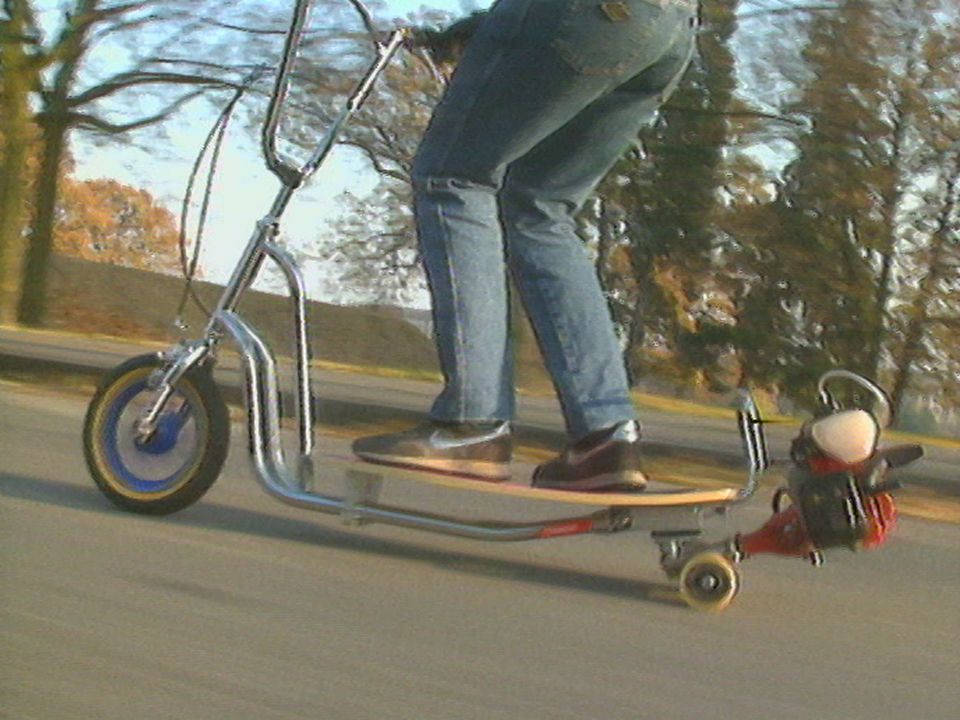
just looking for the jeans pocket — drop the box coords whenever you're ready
[551,0,677,76]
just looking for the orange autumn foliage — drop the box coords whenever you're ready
[55,178,181,273]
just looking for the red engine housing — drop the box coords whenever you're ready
[739,490,897,559]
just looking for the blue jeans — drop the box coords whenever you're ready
[414,0,697,438]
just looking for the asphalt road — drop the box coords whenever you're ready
[2,382,959,720]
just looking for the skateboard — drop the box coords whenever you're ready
[324,454,749,611]
[335,455,740,506]
[84,350,918,612]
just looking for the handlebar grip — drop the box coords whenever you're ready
[879,444,924,469]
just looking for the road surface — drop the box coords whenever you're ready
[2,382,958,719]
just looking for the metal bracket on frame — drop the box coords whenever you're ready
[342,468,384,526]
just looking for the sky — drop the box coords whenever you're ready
[65,0,489,305]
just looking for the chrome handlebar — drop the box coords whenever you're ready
[260,0,407,188]
[261,0,313,187]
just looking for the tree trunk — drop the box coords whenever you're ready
[889,310,925,420]
[888,153,959,416]
[625,280,648,385]
[18,114,68,326]
[17,0,94,326]
[0,109,32,326]
[865,0,920,382]
[0,2,36,325]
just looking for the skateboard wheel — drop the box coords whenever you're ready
[678,551,740,612]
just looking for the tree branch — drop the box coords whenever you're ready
[146,56,266,78]
[736,5,840,22]
[68,70,232,107]
[195,17,287,35]
[88,9,195,45]
[66,88,206,134]
[338,139,408,183]
[84,1,164,24]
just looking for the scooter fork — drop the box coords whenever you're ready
[134,340,216,442]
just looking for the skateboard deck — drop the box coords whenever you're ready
[330,455,740,507]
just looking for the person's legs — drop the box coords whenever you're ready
[354,0,697,484]
[502,33,696,439]
[414,0,695,426]
[501,21,696,489]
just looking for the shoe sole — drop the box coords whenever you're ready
[532,471,648,493]
[355,452,511,482]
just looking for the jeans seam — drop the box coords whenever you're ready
[435,189,468,422]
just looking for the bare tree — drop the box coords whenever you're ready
[2,0,248,326]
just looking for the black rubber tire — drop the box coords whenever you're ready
[83,353,229,515]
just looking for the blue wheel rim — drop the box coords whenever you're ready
[100,378,204,494]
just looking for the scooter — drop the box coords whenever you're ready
[81,0,922,611]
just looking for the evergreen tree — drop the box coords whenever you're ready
[589,0,741,392]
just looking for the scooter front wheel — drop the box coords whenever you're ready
[83,353,229,515]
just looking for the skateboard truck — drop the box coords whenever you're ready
[596,507,634,533]
[342,468,384,526]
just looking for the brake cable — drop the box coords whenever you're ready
[174,66,267,330]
